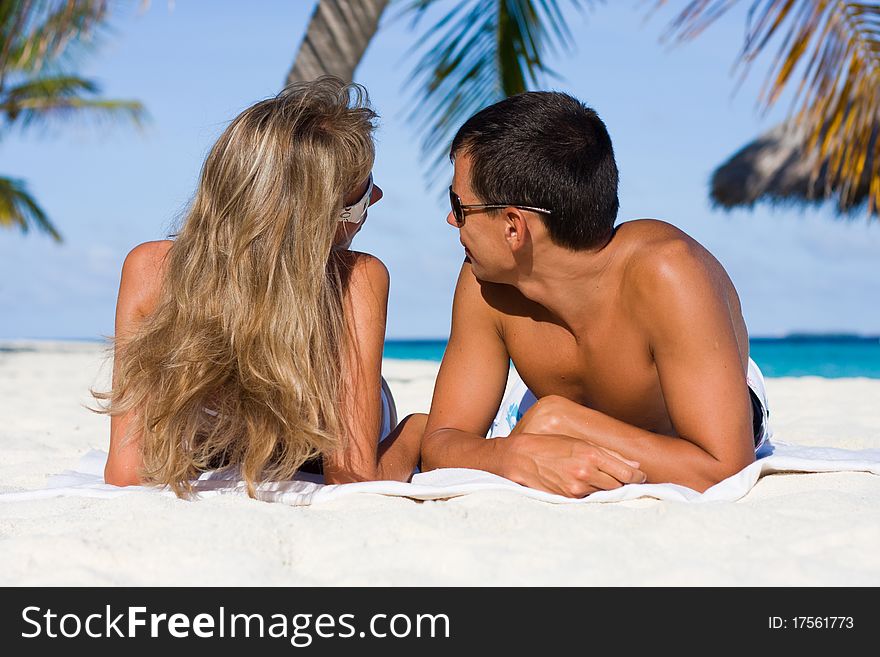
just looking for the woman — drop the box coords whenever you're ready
[97,77,426,496]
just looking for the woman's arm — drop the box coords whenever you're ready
[322,253,424,483]
[104,241,171,486]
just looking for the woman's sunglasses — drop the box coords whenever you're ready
[339,174,373,224]
[448,187,552,227]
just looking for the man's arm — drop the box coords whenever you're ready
[422,262,646,497]
[421,262,513,472]
[509,240,755,492]
[636,239,756,484]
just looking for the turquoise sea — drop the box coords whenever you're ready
[6,335,878,379]
[383,336,880,379]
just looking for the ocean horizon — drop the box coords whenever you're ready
[384,334,880,379]
[3,334,880,379]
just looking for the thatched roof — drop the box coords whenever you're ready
[710,122,876,217]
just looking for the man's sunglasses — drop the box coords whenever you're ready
[448,187,552,227]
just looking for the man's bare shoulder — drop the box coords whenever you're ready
[615,220,738,330]
[616,219,721,291]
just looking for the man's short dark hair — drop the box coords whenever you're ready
[450,91,619,250]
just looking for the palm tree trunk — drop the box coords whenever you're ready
[286,0,390,85]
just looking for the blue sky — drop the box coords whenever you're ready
[2,0,879,339]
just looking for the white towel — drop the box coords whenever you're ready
[1,441,879,506]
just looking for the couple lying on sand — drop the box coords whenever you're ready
[99,76,770,499]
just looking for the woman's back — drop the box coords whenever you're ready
[98,78,425,496]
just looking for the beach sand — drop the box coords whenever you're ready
[1,341,878,585]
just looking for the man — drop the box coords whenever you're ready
[421,91,770,497]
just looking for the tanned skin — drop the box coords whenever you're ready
[422,153,756,496]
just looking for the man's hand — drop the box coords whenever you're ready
[502,391,747,494]
[502,432,647,498]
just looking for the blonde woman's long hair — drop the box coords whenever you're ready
[96,77,377,497]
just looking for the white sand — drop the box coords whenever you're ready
[1,340,878,586]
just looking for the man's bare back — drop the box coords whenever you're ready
[482,219,750,438]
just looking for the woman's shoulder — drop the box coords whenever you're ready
[337,251,390,328]
[123,239,174,272]
[341,250,390,291]
[118,240,174,320]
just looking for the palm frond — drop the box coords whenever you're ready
[401,0,589,185]
[655,0,880,217]
[1,0,110,77]
[0,175,61,240]
[0,74,146,132]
